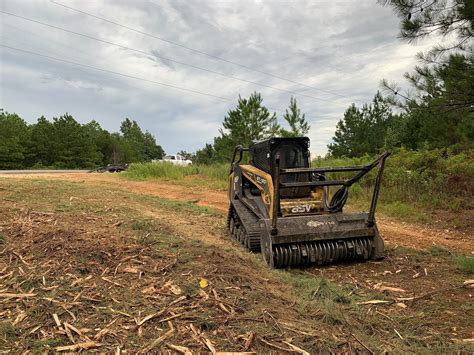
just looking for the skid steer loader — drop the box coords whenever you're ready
[227,137,390,268]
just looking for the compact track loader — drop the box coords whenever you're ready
[227,137,390,268]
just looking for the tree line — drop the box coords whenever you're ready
[191,0,473,162]
[187,94,311,164]
[0,111,164,169]
[328,0,473,157]
[2,1,471,168]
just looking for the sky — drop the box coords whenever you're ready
[0,0,438,156]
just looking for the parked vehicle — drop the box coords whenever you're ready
[90,164,128,173]
[154,155,192,166]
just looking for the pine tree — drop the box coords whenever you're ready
[281,97,310,137]
[213,92,279,161]
[380,0,472,62]
[0,110,29,169]
[328,92,396,157]
[195,144,215,164]
[120,118,164,161]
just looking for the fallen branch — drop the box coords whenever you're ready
[143,330,174,352]
[357,300,392,305]
[351,333,374,355]
[101,277,124,288]
[202,337,216,354]
[282,341,310,355]
[166,343,192,355]
[258,337,292,352]
[0,292,36,299]
[244,331,254,351]
[55,341,101,352]
[136,310,167,326]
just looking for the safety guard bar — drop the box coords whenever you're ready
[229,145,249,174]
[271,151,391,233]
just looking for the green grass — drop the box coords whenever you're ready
[123,162,228,189]
[0,322,16,342]
[121,149,473,225]
[136,194,218,216]
[313,148,474,215]
[454,256,474,274]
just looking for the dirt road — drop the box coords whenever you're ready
[4,172,471,254]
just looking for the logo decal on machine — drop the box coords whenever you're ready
[291,204,312,213]
[307,220,336,227]
[256,176,267,185]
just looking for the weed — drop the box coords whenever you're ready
[131,219,153,231]
[123,162,228,189]
[137,194,218,216]
[0,233,5,244]
[426,246,452,257]
[54,203,73,212]
[19,278,41,291]
[0,322,16,342]
[381,201,427,223]
[454,255,474,274]
[30,338,63,349]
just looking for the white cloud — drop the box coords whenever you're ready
[0,0,437,156]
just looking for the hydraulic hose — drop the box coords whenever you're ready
[324,185,349,213]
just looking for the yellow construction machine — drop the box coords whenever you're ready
[227,137,390,268]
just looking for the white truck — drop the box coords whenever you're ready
[153,155,192,166]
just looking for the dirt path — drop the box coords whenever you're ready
[1,172,472,254]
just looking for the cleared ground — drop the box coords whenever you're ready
[0,173,472,352]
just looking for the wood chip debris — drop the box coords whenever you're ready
[166,343,192,354]
[0,292,36,298]
[357,300,392,305]
[374,284,406,293]
[55,341,101,352]
[143,330,174,352]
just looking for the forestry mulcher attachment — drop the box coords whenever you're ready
[227,137,390,268]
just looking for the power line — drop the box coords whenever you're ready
[0,43,285,113]
[0,10,334,103]
[50,0,356,100]
[0,44,233,102]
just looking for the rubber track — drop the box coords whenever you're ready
[227,202,261,252]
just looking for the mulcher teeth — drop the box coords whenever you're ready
[272,238,374,268]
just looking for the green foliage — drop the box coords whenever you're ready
[281,97,310,137]
[382,54,474,151]
[454,256,474,275]
[120,118,164,162]
[314,148,474,217]
[213,92,279,162]
[199,94,310,164]
[0,110,30,169]
[194,144,216,165]
[380,0,472,61]
[328,92,396,157]
[375,0,473,152]
[177,150,194,161]
[0,111,164,169]
[333,2,473,157]
[124,162,228,189]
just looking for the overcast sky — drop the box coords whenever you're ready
[0,0,437,155]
